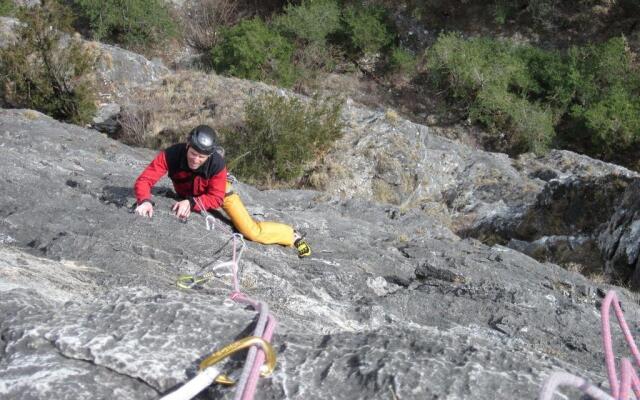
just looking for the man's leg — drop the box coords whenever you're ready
[222,192,295,246]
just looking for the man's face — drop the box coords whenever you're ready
[186,146,210,170]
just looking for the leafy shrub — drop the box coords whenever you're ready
[387,47,417,75]
[271,0,342,78]
[471,87,554,154]
[550,37,640,157]
[222,93,343,183]
[72,0,177,50]
[339,4,394,56]
[578,85,640,151]
[211,18,296,86]
[0,0,15,16]
[273,0,341,45]
[427,33,552,154]
[426,32,640,159]
[516,45,578,117]
[527,0,559,26]
[181,0,238,52]
[0,2,97,124]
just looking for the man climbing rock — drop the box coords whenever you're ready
[133,125,311,258]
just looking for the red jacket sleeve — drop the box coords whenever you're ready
[192,167,227,212]
[134,151,168,204]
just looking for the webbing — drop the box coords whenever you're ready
[160,366,222,400]
[190,197,278,400]
[539,290,640,399]
[159,337,276,400]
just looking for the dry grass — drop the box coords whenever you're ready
[115,71,234,149]
[305,157,348,190]
[564,262,585,274]
[118,95,168,147]
[372,178,400,204]
[22,110,40,120]
[385,108,399,123]
[307,171,329,190]
[587,272,608,285]
[181,0,238,52]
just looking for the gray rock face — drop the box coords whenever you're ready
[0,17,20,48]
[309,100,640,283]
[94,42,169,98]
[13,0,40,6]
[598,180,640,286]
[1,108,640,399]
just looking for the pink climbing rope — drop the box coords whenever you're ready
[193,197,277,400]
[228,234,278,400]
[539,290,640,399]
[601,290,640,399]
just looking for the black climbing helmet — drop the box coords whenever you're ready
[188,125,218,155]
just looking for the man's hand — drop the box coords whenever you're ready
[172,200,191,221]
[135,202,154,218]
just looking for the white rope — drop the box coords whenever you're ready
[159,367,221,400]
[538,371,614,400]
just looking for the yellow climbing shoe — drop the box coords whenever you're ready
[294,237,311,258]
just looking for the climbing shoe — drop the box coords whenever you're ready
[294,237,311,258]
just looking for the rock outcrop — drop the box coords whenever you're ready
[2,108,640,399]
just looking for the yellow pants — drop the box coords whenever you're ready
[222,190,294,247]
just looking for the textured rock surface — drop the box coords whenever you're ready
[0,17,20,48]
[93,42,169,98]
[311,99,640,283]
[598,180,640,287]
[2,108,640,399]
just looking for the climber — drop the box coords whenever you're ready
[133,124,311,258]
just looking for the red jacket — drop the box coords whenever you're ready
[134,143,226,212]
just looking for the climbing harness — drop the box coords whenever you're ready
[173,197,278,400]
[159,336,276,400]
[539,290,640,400]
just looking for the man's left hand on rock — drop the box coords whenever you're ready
[172,199,191,221]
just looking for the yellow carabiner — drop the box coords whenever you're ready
[176,274,208,289]
[199,336,277,386]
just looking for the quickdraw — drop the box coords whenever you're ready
[176,273,214,290]
[175,201,278,400]
[201,336,277,384]
[159,337,276,400]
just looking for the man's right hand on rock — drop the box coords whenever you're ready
[135,202,154,218]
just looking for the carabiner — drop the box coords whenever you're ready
[199,336,277,386]
[176,274,209,289]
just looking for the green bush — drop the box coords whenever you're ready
[387,47,417,75]
[471,87,554,154]
[428,33,535,98]
[426,32,640,159]
[0,0,15,16]
[72,0,177,49]
[273,0,341,45]
[211,18,296,87]
[516,46,578,116]
[562,37,640,157]
[426,33,552,154]
[0,2,97,124]
[222,93,343,183]
[574,85,640,154]
[271,0,342,78]
[339,4,394,56]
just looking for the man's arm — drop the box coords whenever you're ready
[191,167,227,212]
[134,152,169,216]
